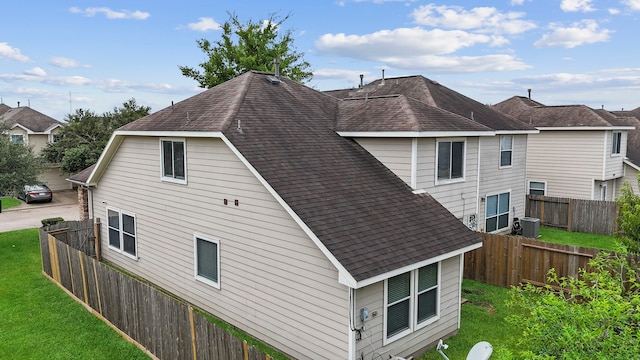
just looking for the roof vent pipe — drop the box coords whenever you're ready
[274,58,280,78]
[527,89,531,100]
[359,74,364,88]
[381,69,385,85]
[17,101,20,108]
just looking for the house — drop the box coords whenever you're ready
[0,103,70,190]
[75,71,482,359]
[493,96,634,201]
[610,107,640,195]
[326,75,538,233]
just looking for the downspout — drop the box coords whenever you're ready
[411,138,418,189]
[476,138,482,229]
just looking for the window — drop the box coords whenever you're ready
[194,235,220,289]
[384,263,439,344]
[500,136,512,167]
[107,208,137,258]
[612,131,622,155]
[11,134,24,144]
[161,139,186,183]
[437,140,464,181]
[486,192,510,232]
[529,181,546,196]
[51,134,61,143]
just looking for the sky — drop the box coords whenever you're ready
[2,0,640,121]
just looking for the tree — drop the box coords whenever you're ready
[506,251,640,359]
[0,123,41,195]
[179,12,312,88]
[615,177,640,253]
[41,99,150,174]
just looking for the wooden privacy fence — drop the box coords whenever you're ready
[40,224,277,360]
[525,195,618,236]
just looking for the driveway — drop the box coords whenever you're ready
[0,190,80,232]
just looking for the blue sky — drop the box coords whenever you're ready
[2,0,640,120]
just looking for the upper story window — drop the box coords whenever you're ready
[612,131,622,155]
[51,134,62,143]
[529,181,546,196]
[161,138,186,184]
[11,134,24,144]
[437,140,465,182]
[107,207,137,259]
[500,136,513,167]
[384,262,439,344]
[194,234,220,289]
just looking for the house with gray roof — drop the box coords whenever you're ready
[610,107,640,195]
[75,71,482,359]
[327,75,538,234]
[494,96,634,200]
[0,104,70,190]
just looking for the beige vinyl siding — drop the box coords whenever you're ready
[618,163,640,197]
[354,138,413,185]
[416,137,479,219]
[354,256,461,359]
[478,135,528,231]
[39,165,73,190]
[604,130,626,181]
[527,131,604,199]
[27,133,50,153]
[93,136,350,359]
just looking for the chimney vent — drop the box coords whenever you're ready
[381,69,385,85]
[527,89,531,100]
[359,74,364,88]
[274,58,280,78]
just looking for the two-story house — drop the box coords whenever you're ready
[494,96,634,201]
[610,107,640,195]
[73,71,483,360]
[326,75,538,233]
[0,103,70,190]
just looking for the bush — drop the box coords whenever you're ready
[41,217,64,226]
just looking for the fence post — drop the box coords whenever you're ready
[94,218,101,262]
[567,198,573,232]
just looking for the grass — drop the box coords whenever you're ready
[0,228,150,360]
[537,226,620,251]
[1,196,21,210]
[418,279,520,359]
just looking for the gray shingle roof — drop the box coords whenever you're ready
[0,106,62,132]
[612,108,640,167]
[326,75,535,132]
[118,71,481,283]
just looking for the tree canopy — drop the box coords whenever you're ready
[179,12,312,88]
[41,98,150,174]
[0,123,41,195]
[615,177,640,253]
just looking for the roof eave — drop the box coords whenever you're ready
[337,131,495,138]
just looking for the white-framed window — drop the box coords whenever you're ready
[161,138,186,184]
[107,207,137,259]
[612,131,622,155]
[436,139,465,182]
[500,135,513,167]
[11,134,24,144]
[486,192,510,233]
[51,134,61,143]
[528,181,546,196]
[384,262,439,344]
[194,234,220,289]
[600,182,607,201]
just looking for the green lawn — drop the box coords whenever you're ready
[1,196,21,210]
[538,226,620,251]
[0,229,150,360]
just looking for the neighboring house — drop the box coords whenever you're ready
[326,75,538,233]
[494,96,634,201]
[72,71,482,360]
[610,107,640,195]
[0,103,70,190]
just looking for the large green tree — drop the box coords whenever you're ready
[615,177,640,253]
[179,12,312,88]
[0,124,41,195]
[41,99,150,174]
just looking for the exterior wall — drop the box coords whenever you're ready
[353,138,413,184]
[478,135,528,232]
[354,255,462,359]
[92,136,350,359]
[527,130,605,200]
[603,130,626,182]
[39,165,73,190]
[618,163,640,197]
[27,133,50,154]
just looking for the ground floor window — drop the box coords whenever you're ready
[107,207,137,258]
[384,262,439,344]
[486,192,510,232]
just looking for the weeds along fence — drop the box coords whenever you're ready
[39,221,278,360]
[464,232,640,288]
[525,195,618,236]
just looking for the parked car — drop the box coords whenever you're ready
[18,184,53,204]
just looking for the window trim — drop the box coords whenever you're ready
[383,262,441,345]
[611,131,622,156]
[499,135,513,168]
[485,191,511,233]
[528,180,546,196]
[435,138,466,185]
[11,134,25,144]
[160,138,187,184]
[194,234,221,289]
[106,207,138,260]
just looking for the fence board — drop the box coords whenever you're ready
[526,195,617,235]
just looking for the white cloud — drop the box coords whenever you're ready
[622,0,640,11]
[50,56,89,68]
[24,67,46,76]
[0,42,30,62]
[313,68,372,80]
[608,8,621,14]
[388,54,530,73]
[560,0,595,12]
[187,17,221,32]
[534,20,612,48]
[410,5,536,35]
[511,0,525,5]
[69,7,150,20]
